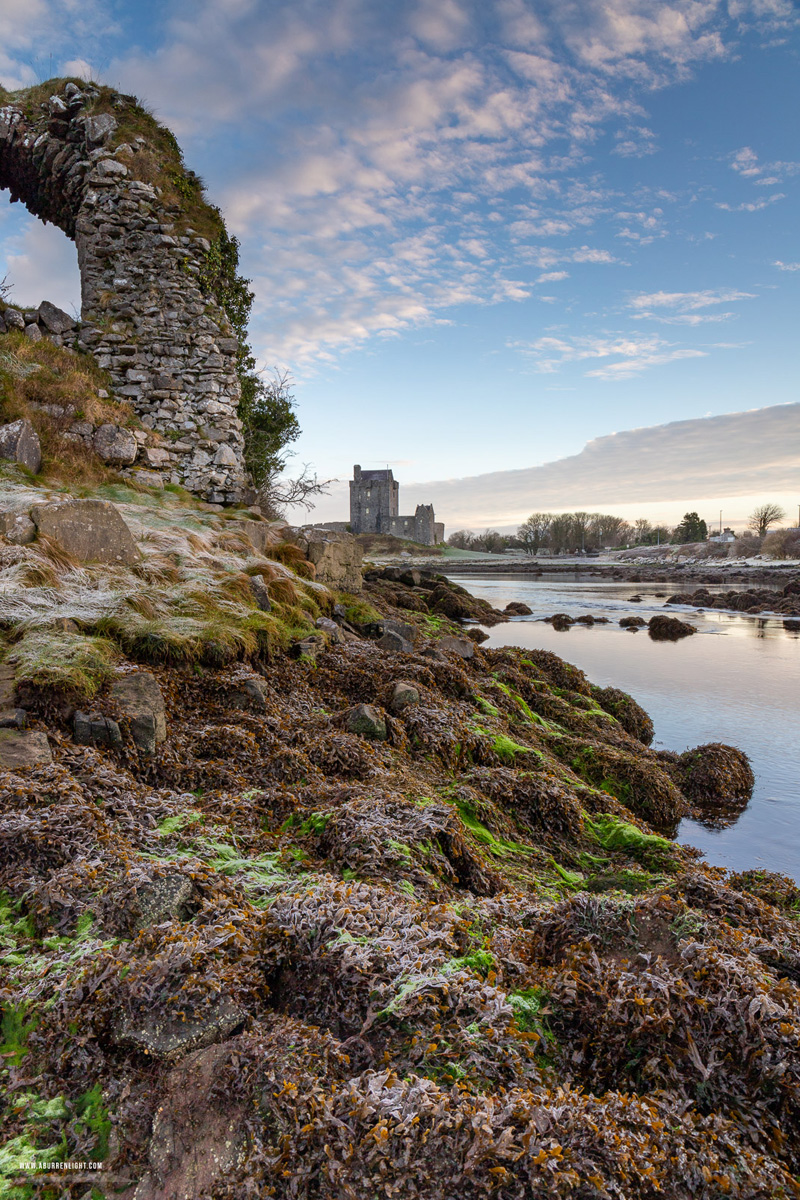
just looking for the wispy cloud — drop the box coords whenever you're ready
[628,287,755,323]
[774,260,800,271]
[510,331,708,378]
[716,192,785,212]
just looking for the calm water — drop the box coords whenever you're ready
[451,573,800,880]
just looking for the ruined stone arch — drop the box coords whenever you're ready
[0,78,247,501]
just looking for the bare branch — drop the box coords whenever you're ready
[256,462,334,519]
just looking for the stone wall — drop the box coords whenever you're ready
[0,80,248,502]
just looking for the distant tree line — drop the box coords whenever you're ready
[446,503,796,556]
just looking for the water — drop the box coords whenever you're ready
[450,573,800,880]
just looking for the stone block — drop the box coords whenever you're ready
[110,671,167,754]
[248,575,272,611]
[0,729,52,767]
[437,636,475,660]
[73,710,123,748]
[0,419,42,473]
[93,423,138,465]
[378,630,414,653]
[37,300,75,334]
[0,510,36,545]
[30,498,139,565]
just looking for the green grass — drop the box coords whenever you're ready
[9,631,118,702]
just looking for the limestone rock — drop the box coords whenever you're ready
[230,519,286,554]
[3,308,25,331]
[248,574,272,611]
[133,873,194,932]
[30,498,139,565]
[378,629,414,653]
[0,509,36,545]
[316,616,344,644]
[225,674,268,712]
[0,709,27,729]
[131,1041,248,1200]
[37,300,75,335]
[110,672,167,754]
[293,527,362,592]
[116,995,245,1062]
[437,635,475,660]
[83,112,116,146]
[0,664,16,709]
[390,681,420,713]
[24,323,42,342]
[0,418,42,473]
[93,423,138,465]
[345,704,387,740]
[73,710,123,748]
[0,729,52,767]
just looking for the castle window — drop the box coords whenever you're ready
[366,507,370,514]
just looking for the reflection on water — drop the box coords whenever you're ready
[451,573,800,880]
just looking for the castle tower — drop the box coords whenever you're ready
[349,464,399,534]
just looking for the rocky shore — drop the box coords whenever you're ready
[2,472,800,1198]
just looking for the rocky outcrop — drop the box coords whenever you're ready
[648,615,696,641]
[293,527,362,592]
[30,498,139,565]
[0,728,52,767]
[0,80,248,501]
[0,418,42,473]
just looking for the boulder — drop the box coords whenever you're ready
[548,613,573,631]
[291,635,326,662]
[110,672,167,754]
[0,729,52,767]
[24,323,42,342]
[648,615,696,641]
[0,418,42,473]
[3,308,25,331]
[344,703,387,740]
[0,709,26,729]
[225,674,268,712]
[316,616,344,644]
[378,629,414,653]
[133,873,194,931]
[93,423,138,465]
[293,527,362,592]
[390,681,420,713]
[37,300,75,335]
[116,995,245,1062]
[677,743,755,806]
[30,498,139,565]
[0,509,36,545]
[437,635,474,660]
[619,616,646,629]
[248,574,272,611]
[504,601,533,616]
[230,519,286,554]
[73,710,123,748]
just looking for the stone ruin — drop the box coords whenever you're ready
[0,79,249,502]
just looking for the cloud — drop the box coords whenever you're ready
[716,192,785,212]
[775,260,800,271]
[412,403,800,525]
[536,270,569,282]
[0,213,81,313]
[511,330,709,378]
[628,288,755,322]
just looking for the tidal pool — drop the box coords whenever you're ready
[451,572,800,880]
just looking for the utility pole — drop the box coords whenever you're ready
[719,509,722,535]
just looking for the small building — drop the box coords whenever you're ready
[709,527,736,544]
[349,465,443,545]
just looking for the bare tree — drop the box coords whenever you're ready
[518,512,552,555]
[446,530,475,550]
[0,274,11,303]
[257,463,333,519]
[748,503,786,538]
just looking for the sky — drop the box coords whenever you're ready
[0,0,798,532]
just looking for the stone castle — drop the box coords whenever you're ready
[349,465,443,545]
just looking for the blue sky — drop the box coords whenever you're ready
[1,0,798,530]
